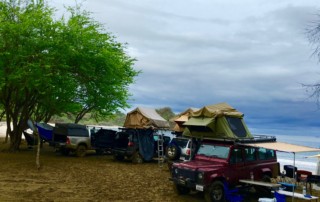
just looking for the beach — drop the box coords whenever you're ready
[0,123,320,201]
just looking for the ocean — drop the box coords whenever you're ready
[274,134,320,174]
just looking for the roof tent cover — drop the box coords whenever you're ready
[123,107,170,129]
[172,107,199,132]
[191,102,243,118]
[183,102,253,139]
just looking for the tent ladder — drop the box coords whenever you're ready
[158,133,164,168]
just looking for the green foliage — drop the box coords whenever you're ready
[156,107,175,121]
[0,0,139,151]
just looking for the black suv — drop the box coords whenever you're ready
[112,128,156,163]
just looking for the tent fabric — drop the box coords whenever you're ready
[183,117,215,126]
[183,103,252,139]
[123,107,170,129]
[241,142,320,153]
[183,116,252,139]
[172,107,199,132]
[191,102,243,118]
[137,129,155,161]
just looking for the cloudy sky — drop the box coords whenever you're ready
[51,0,320,136]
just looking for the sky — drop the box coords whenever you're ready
[51,0,320,136]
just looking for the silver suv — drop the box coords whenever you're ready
[165,137,196,161]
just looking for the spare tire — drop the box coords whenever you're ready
[166,144,181,161]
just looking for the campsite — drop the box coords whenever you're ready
[0,138,320,202]
[1,103,320,201]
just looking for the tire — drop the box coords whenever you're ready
[76,145,87,157]
[132,152,143,164]
[95,149,104,155]
[173,183,190,195]
[166,144,180,161]
[113,154,124,161]
[204,181,226,202]
[255,175,272,197]
[61,148,70,156]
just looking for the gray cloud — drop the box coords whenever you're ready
[50,0,320,135]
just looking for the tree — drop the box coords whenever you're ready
[306,18,320,107]
[156,107,175,121]
[0,0,139,151]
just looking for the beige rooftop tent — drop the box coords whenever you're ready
[183,102,253,139]
[123,107,170,129]
[172,108,199,132]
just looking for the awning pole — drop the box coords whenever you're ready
[292,152,295,202]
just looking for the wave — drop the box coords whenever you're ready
[278,158,318,174]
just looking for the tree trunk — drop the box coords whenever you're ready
[9,131,22,152]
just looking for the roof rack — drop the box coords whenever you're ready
[197,135,276,144]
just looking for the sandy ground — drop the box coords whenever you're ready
[0,123,320,201]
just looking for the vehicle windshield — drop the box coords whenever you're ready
[173,138,189,148]
[197,144,230,159]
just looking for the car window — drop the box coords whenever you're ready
[173,138,189,148]
[197,144,230,159]
[258,148,275,160]
[230,148,243,164]
[245,147,256,161]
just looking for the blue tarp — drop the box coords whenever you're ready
[35,122,54,142]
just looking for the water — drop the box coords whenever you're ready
[272,134,320,174]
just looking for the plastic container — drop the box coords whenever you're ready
[258,198,276,202]
[250,171,254,181]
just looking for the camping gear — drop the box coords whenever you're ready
[183,102,253,139]
[171,108,199,133]
[123,107,170,129]
[36,122,54,142]
[284,165,297,178]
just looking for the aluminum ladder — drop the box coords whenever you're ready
[157,133,165,168]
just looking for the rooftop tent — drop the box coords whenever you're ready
[183,102,253,139]
[123,107,170,129]
[172,108,199,132]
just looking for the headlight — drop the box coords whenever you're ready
[198,172,203,180]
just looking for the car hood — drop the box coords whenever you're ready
[174,158,227,171]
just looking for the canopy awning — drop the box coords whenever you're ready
[183,117,214,127]
[241,141,320,153]
[306,154,320,158]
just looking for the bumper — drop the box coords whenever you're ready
[112,149,134,157]
[169,177,205,192]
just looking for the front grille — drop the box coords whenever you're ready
[176,168,196,181]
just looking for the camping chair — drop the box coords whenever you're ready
[306,174,320,195]
[223,182,244,202]
[296,170,312,193]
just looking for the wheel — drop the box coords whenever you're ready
[173,183,190,195]
[255,175,272,197]
[204,181,226,202]
[61,148,70,156]
[132,152,143,164]
[113,154,124,161]
[76,145,87,157]
[166,144,180,161]
[95,149,104,155]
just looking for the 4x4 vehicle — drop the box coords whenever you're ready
[52,123,117,157]
[170,138,280,202]
[112,128,156,163]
